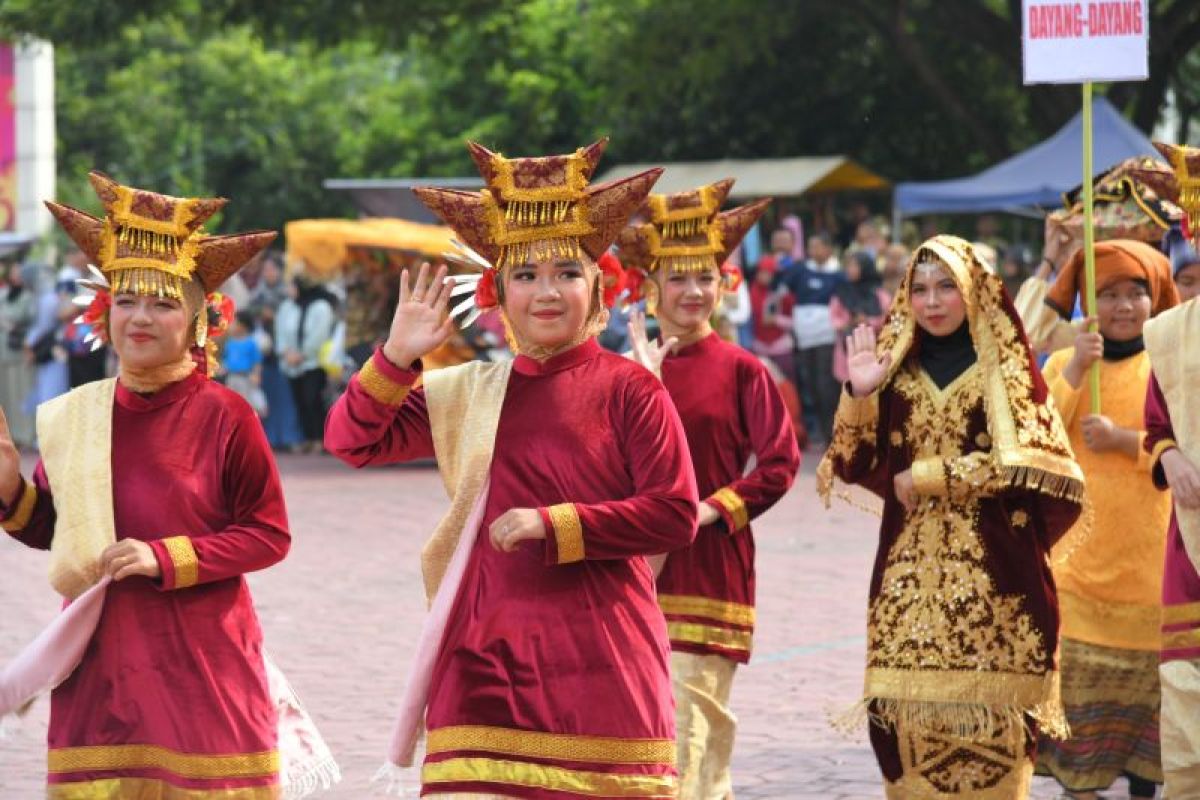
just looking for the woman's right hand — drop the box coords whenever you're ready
[627,309,677,378]
[381,263,455,370]
[0,406,22,507]
[846,324,891,398]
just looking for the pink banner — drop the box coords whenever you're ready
[0,45,14,231]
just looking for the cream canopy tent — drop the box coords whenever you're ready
[598,156,889,198]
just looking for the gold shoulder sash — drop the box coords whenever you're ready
[1146,302,1200,573]
[36,377,119,600]
[421,360,513,603]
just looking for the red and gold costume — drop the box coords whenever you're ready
[617,180,798,799]
[0,175,338,798]
[818,236,1084,799]
[326,140,699,799]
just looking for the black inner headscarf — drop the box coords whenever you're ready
[833,251,883,317]
[918,320,977,389]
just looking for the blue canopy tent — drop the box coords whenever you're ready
[893,97,1157,224]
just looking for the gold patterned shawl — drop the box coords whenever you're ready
[1145,300,1200,574]
[821,235,1084,505]
[36,379,120,600]
[420,360,514,602]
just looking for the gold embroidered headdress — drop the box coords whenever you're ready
[412,140,660,339]
[45,171,277,302]
[1132,142,1200,248]
[824,235,1084,504]
[615,179,770,308]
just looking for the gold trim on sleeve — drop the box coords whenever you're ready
[666,621,752,654]
[426,725,674,765]
[708,487,750,531]
[48,744,279,779]
[161,535,199,589]
[547,503,584,564]
[1,480,37,533]
[910,458,947,497]
[836,388,879,427]
[659,594,756,627]
[422,756,676,798]
[357,357,413,406]
[1150,437,1179,470]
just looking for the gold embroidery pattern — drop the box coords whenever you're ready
[887,713,1032,799]
[708,487,749,531]
[357,357,413,406]
[890,430,904,447]
[48,744,279,779]
[1163,628,1200,651]
[1011,510,1029,528]
[547,503,584,564]
[161,535,199,589]
[870,368,1049,685]
[422,756,676,798]
[1,480,37,532]
[47,777,279,799]
[666,622,752,654]
[426,725,674,765]
[658,594,756,627]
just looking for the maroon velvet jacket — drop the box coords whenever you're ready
[2,372,289,794]
[325,339,699,799]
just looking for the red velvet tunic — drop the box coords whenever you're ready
[325,339,699,799]
[1,372,290,797]
[1145,372,1200,663]
[655,332,800,663]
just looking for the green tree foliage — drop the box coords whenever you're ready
[3,0,1196,232]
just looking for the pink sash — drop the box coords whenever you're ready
[388,478,490,768]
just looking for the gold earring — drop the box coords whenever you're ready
[194,312,207,348]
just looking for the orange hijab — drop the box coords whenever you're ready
[1046,239,1179,319]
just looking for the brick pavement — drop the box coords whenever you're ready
[0,452,1129,798]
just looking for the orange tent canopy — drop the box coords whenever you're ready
[284,217,457,277]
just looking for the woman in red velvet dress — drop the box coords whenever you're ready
[0,174,337,798]
[325,140,698,799]
[618,179,801,799]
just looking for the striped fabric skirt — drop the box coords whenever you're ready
[1035,638,1162,791]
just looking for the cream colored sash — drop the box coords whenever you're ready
[1145,301,1200,574]
[420,359,513,602]
[36,378,118,600]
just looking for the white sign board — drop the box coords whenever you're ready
[1023,0,1148,84]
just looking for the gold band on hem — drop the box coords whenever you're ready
[708,487,749,531]
[909,457,947,497]
[48,744,279,779]
[1163,601,1200,627]
[422,756,675,798]
[358,357,414,406]
[1163,628,1200,651]
[547,503,584,564]
[666,621,751,654]
[1,479,38,532]
[659,594,755,627]
[47,777,279,799]
[426,725,674,765]
[864,666,1059,710]
[1058,590,1162,651]
[161,535,199,589]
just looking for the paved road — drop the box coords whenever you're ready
[0,452,1129,798]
